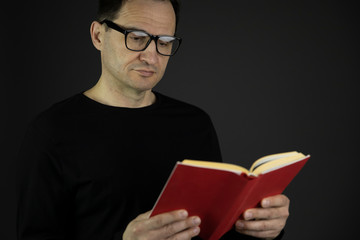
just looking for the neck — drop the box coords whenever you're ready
[84,76,156,108]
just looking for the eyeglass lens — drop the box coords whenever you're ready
[126,31,180,56]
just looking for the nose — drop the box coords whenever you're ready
[139,40,159,65]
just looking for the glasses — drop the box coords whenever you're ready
[101,20,182,56]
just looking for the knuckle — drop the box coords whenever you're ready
[169,235,181,240]
[261,221,268,230]
[154,217,164,227]
[257,221,268,231]
[273,208,281,218]
[271,230,282,239]
[252,231,267,239]
[164,223,176,235]
[278,205,290,218]
[257,230,278,239]
[261,208,274,219]
[144,231,156,240]
[283,196,289,205]
[168,229,195,240]
[284,208,290,218]
[131,224,143,236]
[276,219,285,230]
[167,233,181,240]
[265,209,274,219]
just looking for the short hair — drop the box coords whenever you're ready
[96,0,180,29]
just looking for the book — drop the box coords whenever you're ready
[150,151,310,240]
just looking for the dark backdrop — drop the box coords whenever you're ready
[2,0,359,239]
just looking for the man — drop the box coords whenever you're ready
[16,0,289,239]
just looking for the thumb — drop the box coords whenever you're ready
[136,210,152,221]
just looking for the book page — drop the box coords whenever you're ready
[250,151,301,172]
[182,160,250,175]
[252,154,308,175]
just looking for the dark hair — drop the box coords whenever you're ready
[96,0,180,29]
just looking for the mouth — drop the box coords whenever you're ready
[134,69,156,77]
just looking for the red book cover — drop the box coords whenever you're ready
[151,152,310,240]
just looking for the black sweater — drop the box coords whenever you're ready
[16,92,281,240]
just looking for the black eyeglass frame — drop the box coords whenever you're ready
[100,20,182,56]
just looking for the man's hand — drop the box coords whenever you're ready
[123,209,201,240]
[235,194,290,239]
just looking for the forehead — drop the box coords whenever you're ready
[116,0,176,35]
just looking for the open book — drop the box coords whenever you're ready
[151,151,310,240]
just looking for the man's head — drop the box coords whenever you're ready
[97,0,180,31]
[90,0,181,99]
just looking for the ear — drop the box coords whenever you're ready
[90,21,104,51]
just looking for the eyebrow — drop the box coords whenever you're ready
[121,25,176,37]
[122,25,145,32]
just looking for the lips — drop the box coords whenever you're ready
[135,69,155,77]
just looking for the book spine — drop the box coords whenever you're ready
[211,156,310,239]
[150,162,180,216]
[208,174,258,240]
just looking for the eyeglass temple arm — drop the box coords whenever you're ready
[100,20,126,34]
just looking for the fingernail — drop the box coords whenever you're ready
[262,199,270,207]
[179,210,188,218]
[193,227,200,235]
[236,221,244,229]
[245,211,253,220]
[193,217,201,225]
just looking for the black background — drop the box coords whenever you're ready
[2,0,359,239]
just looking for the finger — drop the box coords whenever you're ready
[157,216,201,239]
[243,206,289,220]
[146,210,189,230]
[235,228,281,239]
[261,194,290,208]
[235,218,283,233]
[135,210,152,221]
[167,226,201,240]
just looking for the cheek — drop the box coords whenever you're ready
[102,39,120,69]
[158,57,170,73]
[103,42,137,73]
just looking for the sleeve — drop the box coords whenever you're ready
[183,110,222,163]
[199,112,223,163]
[207,115,223,163]
[16,121,73,240]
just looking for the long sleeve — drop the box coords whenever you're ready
[17,92,279,240]
[16,121,73,240]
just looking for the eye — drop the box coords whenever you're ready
[158,36,175,47]
[128,31,149,42]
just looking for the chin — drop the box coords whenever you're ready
[132,78,161,92]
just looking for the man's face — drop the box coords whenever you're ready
[100,0,176,94]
